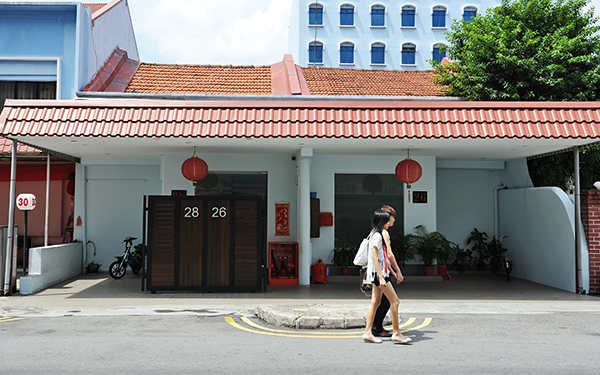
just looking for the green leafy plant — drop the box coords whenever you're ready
[329,243,356,269]
[436,240,458,267]
[411,225,451,266]
[466,228,490,268]
[453,245,474,272]
[391,233,416,266]
[432,0,600,102]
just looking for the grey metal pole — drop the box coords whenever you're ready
[45,154,50,246]
[574,146,582,293]
[4,140,17,295]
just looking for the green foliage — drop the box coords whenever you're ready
[466,228,490,264]
[432,0,600,101]
[411,225,452,266]
[528,145,600,192]
[330,243,356,268]
[391,233,416,265]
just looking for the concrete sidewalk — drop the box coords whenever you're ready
[1,272,598,328]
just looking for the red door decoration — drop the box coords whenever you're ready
[181,147,208,183]
[275,203,290,236]
[395,150,422,188]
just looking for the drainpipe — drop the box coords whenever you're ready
[297,148,313,286]
[44,154,50,246]
[493,184,506,240]
[574,147,589,293]
[4,141,17,295]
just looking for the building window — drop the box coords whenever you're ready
[432,6,446,28]
[0,81,56,113]
[309,3,323,26]
[402,43,416,65]
[432,43,446,63]
[334,174,404,248]
[340,42,354,64]
[371,5,385,27]
[371,42,385,64]
[340,4,354,26]
[308,41,323,64]
[463,6,477,22]
[401,5,416,27]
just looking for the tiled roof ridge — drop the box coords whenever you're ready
[83,47,141,92]
[138,62,270,69]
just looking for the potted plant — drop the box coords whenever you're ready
[330,243,356,276]
[452,246,474,272]
[436,241,457,279]
[466,228,490,270]
[411,225,450,276]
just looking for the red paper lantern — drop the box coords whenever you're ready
[181,156,208,182]
[395,158,422,188]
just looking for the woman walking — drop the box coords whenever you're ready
[362,209,412,344]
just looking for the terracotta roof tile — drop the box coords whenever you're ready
[3,100,600,140]
[125,63,272,95]
[83,3,107,14]
[300,67,443,97]
[0,136,42,155]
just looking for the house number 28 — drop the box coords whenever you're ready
[212,206,227,218]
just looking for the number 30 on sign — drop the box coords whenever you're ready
[16,193,37,211]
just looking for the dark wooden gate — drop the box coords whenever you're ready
[145,196,264,292]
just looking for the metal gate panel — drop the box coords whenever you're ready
[146,196,263,292]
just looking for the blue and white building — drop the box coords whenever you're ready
[289,0,501,69]
[0,0,138,109]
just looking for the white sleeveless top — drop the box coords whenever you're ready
[366,231,389,282]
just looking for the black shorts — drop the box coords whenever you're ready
[372,275,391,287]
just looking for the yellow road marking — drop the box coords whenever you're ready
[401,317,432,333]
[240,316,416,335]
[225,316,432,338]
[0,317,24,322]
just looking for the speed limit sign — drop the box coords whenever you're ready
[16,193,37,211]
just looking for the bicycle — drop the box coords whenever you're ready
[109,236,143,279]
[489,235,513,281]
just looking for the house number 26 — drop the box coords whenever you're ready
[212,206,227,218]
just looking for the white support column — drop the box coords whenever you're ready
[297,148,313,286]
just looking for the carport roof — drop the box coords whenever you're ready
[1,99,600,161]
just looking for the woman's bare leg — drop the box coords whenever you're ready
[380,284,408,339]
[364,287,382,336]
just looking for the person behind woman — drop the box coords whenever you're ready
[363,209,412,344]
[371,205,404,337]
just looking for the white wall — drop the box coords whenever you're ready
[499,187,576,292]
[437,166,502,245]
[84,1,139,88]
[75,161,161,270]
[292,0,501,69]
[20,243,82,295]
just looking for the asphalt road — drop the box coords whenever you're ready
[1,312,599,374]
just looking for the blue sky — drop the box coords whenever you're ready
[128,0,600,65]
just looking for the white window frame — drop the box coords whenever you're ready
[339,41,356,66]
[400,4,417,29]
[339,3,356,28]
[308,3,325,27]
[370,4,387,29]
[431,5,448,30]
[307,40,325,65]
[401,42,418,67]
[370,41,387,66]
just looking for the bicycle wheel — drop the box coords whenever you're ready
[490,256,506,277]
